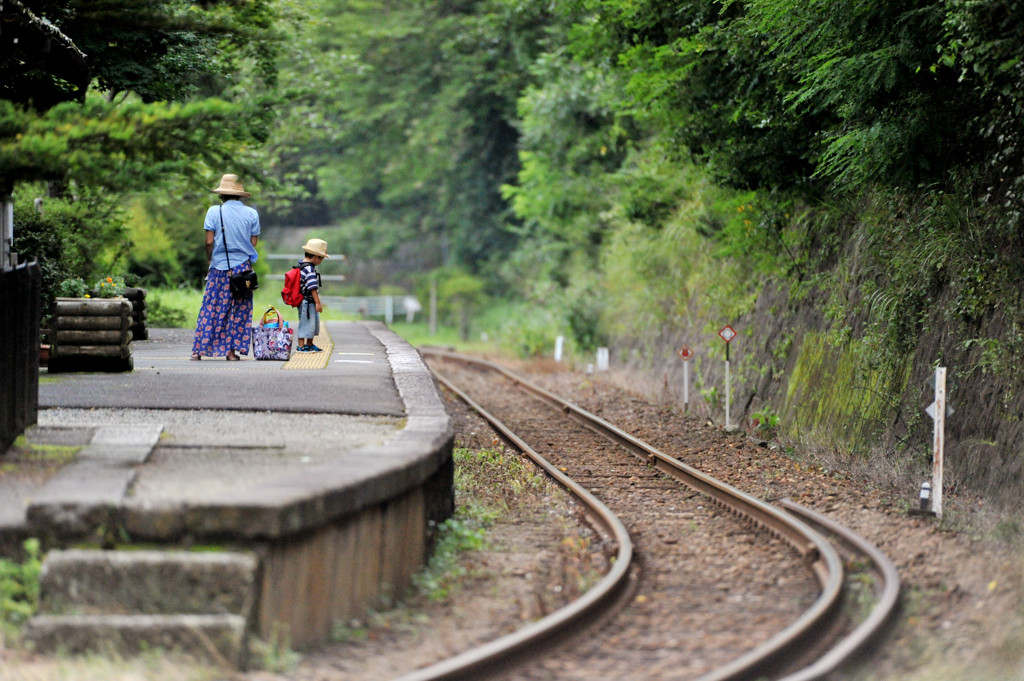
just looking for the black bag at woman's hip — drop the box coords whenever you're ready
[230,271,259,299]
[219,205,259,299]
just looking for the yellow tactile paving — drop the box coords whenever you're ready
[282,329,334,370]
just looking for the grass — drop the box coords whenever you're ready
[0,539,41,639]
[0,649,230,681]
[409,446,545,601]
[144,285,371,330]
[387,321,503,354]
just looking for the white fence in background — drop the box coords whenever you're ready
[320,295,421,324]
[264,254,419,324]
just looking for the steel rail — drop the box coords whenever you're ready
[421,349,858,681]
[424,350,845,678]
[775,499,902,681]
[390,368,636,681]
[415,350,897,679]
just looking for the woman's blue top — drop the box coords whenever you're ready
[205,200,261,271]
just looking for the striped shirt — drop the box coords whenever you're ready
[299,261,320,301]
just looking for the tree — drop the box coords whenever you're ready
[2,0,285,288]
[436,267,486,341]
[267,0,557,272]
[1,0,282,195]
[3,0,279,109]
[0,0,89,112]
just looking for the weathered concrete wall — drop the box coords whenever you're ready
[257,473,445,648]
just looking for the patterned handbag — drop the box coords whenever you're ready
[252,306,293,360]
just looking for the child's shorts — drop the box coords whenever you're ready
[297,300,320,339]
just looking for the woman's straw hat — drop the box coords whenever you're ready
[302,238,331,258]
[212,174,251,198]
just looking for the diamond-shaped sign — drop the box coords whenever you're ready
[719,325,736,343]
[677,345,693,361]
[926,402,955,420]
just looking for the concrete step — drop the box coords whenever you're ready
[24,548,259,667]
[38,549,258,617]
[23,613,248,667]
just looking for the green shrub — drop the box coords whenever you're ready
[146,297,192,328]
[12,185,127,315]
[56,277,89,298]
[0,538,41,636]
[488,302,562,359]
[144,288,201,328]
[751,407,781,438]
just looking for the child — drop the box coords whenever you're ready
[295,238,331,352]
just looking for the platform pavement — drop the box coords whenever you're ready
[1,320,453,549]
[38,321,405,415]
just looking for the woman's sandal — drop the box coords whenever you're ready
[190,354,201,361]
[226,353,240,361]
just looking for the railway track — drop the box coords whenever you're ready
[405,349,899,681]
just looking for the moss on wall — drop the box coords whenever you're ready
[780,331,909,453]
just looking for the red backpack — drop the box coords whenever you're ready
[281,265,304,307]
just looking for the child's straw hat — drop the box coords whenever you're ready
[302,238,331,258]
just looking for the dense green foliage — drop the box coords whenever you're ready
[264,0,560,273]
[9,0,1024,302]
[2,0,281,188]
[5,0,284,291]
[7,0,1024,496]
[0,539,41,636]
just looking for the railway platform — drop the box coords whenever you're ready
[0,321,454,661]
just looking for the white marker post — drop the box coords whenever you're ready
[429,279,438,336]
[596,347,609,372]
[555,335,564,362]
[925,366,947,517]
[677,345,693,412]
[719,325,736,428]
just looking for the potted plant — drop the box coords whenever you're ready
[49,275,135,372]
[91,275,127,298]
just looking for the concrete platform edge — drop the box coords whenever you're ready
[22,322,453,544]
[17,323,458,656]
[124,323,451,543]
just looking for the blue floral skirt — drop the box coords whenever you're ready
[191,264,254,357]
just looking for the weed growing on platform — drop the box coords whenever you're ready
[8,435,78,465]
[251,622,301,673]
[411,446,548,601]
[413,517,488,600]
[0,539,41,640]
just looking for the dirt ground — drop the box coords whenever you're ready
[2,362,1023,681]
[522,365,1024,681]
[248,363,1024,681]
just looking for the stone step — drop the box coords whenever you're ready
[23,613,248,667]
[38,549,258,617]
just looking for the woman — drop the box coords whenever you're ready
[191,174,261,361]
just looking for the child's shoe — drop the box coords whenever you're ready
[308,344,323,352]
